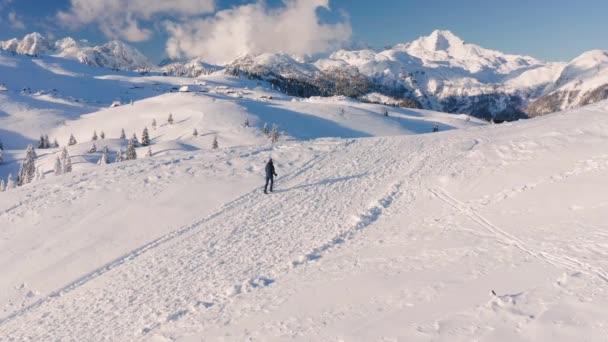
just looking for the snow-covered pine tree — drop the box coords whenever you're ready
[263,123,270,136]
[0,149,3,164]
[193,128,198,137]
[120,128,126,140]
[100,131,105,139]
[68,134,77,146]
[151,118,157,130]
[212,136,219,149]
[271,124,280,143]
[6,174,14,189]
[44,134,50,148]
[38,134,46,149]
[0,179,5,192]
[131,133,140,147]
[53,139,59,148]
[146,146,153,157]
[168,113,174,125]
[126,137,137,160]
[54,156,62,175]
[98,145,110,165]
[18,144,37,185]
[92,131,98,141]
[141,127,150,146]
[61,147,72,173]
[89,143,97,153]
[115,148,124,163]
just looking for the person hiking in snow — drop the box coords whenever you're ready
[264,158,278,194]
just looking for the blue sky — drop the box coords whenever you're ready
[0,0,606,63]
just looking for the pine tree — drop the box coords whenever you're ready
[38,134,46,149]
[6,174,14,189]
[382,108,389,117]
[44,134,50,148]
[92,131,98,141]
[120,128,126,140]
[141,127,150,146]
[263,123,270,136]
[0,149,3,164]
[271,124,280,143]
[151,118,157,130]
[243,118,250,127]
[68,134,77,146]
[0,138,3,150]
[54,156,62,175]
[193,128,198,137]
[52,139,59,148]
[126,136,137,160]
[61,147,72,173]
[115,148,124,163]
[100,131,105,139]
[18,144,37,185]
[98,145,110,165]
[212,136,219,149]
[146,146,153,157]
[0,179,5,192]
[168,113,174,125]
[89,143,97,153]
[131,133,139,147]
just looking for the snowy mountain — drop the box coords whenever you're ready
[218,31,608,121]
[222,30,566,121]
[159,57,223,77]
[0,32,153,71]
[0,46,482,172]
[3,30,608,120]
[527,50,608,116]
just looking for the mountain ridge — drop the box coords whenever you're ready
[3,30,607,120]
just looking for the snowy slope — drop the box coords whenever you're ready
[0,98,607,341]
[0,47,482,182]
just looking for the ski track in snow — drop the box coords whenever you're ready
[429,187,608,283]
[0,141,340,327]
[0,136,438,341]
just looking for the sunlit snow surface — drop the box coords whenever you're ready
[1,48,608,341]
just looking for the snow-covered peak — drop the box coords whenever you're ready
[407,30,465,52]
[0,33,152,71]
[227,53,318,79]
[2,32,53,56]
[555,50,608,87]
[159,57,222,77]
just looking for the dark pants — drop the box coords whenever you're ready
[264,176,274,193]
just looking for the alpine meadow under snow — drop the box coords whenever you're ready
[1,25,608,342]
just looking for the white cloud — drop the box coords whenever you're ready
[8,10,25,30]
[57,0,216,42]
[164,0,352,64]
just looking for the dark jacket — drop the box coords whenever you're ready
[265,161,277,178]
